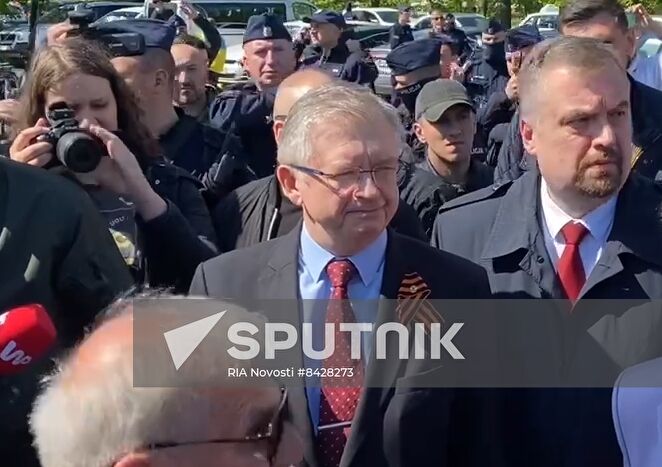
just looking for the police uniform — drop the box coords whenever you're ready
[388,7,414,49]
[208,13,292,179]
[93,19,251,203]
[441,15,470,60]
[464,19,509,110]
[386,38,443,164]
[398,79,493,236]
[477,24,542,166]
[300,11,378,86]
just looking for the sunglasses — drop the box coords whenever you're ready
[141,387,288,463]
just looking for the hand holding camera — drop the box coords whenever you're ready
[10,118,54,167]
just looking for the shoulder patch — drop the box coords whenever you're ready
[439,180,512,213]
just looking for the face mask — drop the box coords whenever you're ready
[397,77,436,114]
[483,42,506,65]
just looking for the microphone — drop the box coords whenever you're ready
[0,304,57,375]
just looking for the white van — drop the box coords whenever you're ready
[142,0,317,48]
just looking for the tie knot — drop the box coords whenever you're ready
[326,259,356,288]
[561,221,589,246]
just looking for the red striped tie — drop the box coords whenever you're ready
[316,259,364,467]
[557,222,589,302]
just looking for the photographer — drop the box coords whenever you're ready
[10,37,217,291]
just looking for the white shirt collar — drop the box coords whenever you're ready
[539,178,617,244]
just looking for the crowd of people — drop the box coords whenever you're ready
[1,0,662,465]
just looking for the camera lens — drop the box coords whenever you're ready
[56,131,105,173]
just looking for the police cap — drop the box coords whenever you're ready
[506,24,543,53]
[91,19,176,51]
[243,13,292,44]
[415,79,473,122]
[386,38,442,76]
[303,10,346,29]
[485,18,505,35]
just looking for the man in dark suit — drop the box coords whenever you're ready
[191,83,495,466]
[432,37,662,466]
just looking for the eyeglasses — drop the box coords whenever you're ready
[289,164,398,191]
[142,387,287,463]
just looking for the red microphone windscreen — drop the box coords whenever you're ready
[0,304,57,375]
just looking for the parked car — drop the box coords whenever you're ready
[96,5,145,22]
[0,18,29,67]
[345,8,399,26]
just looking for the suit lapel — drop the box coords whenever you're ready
[482,171,561,298]
[256,226,319,467]
[580,176,662,299]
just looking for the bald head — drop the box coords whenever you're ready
[30,297,304,467]
[273,69,335,143]
[274,68,336,118]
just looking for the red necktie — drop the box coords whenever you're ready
[316,259,364,467]
[557,222,589,302]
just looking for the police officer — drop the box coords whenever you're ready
[94,19,250,203]
[441,13,470,60]
[389,6,414,49]
[386,38,443,162]
[300,10,378,86]
[464,18,509,110]
[477,24,542,166]
[208,13,297,180]
[399,79,492,236]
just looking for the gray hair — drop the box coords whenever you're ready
[30,295,265,467]
[519,36,627,121]
[277,82,405,165]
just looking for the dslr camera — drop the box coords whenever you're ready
[40,104,107,173]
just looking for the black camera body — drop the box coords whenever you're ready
[41,105,107,173]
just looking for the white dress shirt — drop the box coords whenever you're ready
[539,179,617,278]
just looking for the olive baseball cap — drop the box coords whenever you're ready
[414,79,474,122]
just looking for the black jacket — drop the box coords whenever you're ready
[0,158,133,467]
[389,23,414,49]
[432,170,662,466]
[208,82,278,179]
[140,161,218,291]
[213,175,426,252]
[494,76,662,185]
[161,107,254,205]
[398,157,493,237]
[301,43,378,86]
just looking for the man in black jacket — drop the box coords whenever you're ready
[495,0,662,184]
[388,6,414,49]
[301,10,378,86]
[213,70,426,251]
[478,24,542,166]
[399,79,493,236]
[97,19,250,203]
[432,36,662,467]
[0,158,133,467]
[208,13,297,180]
